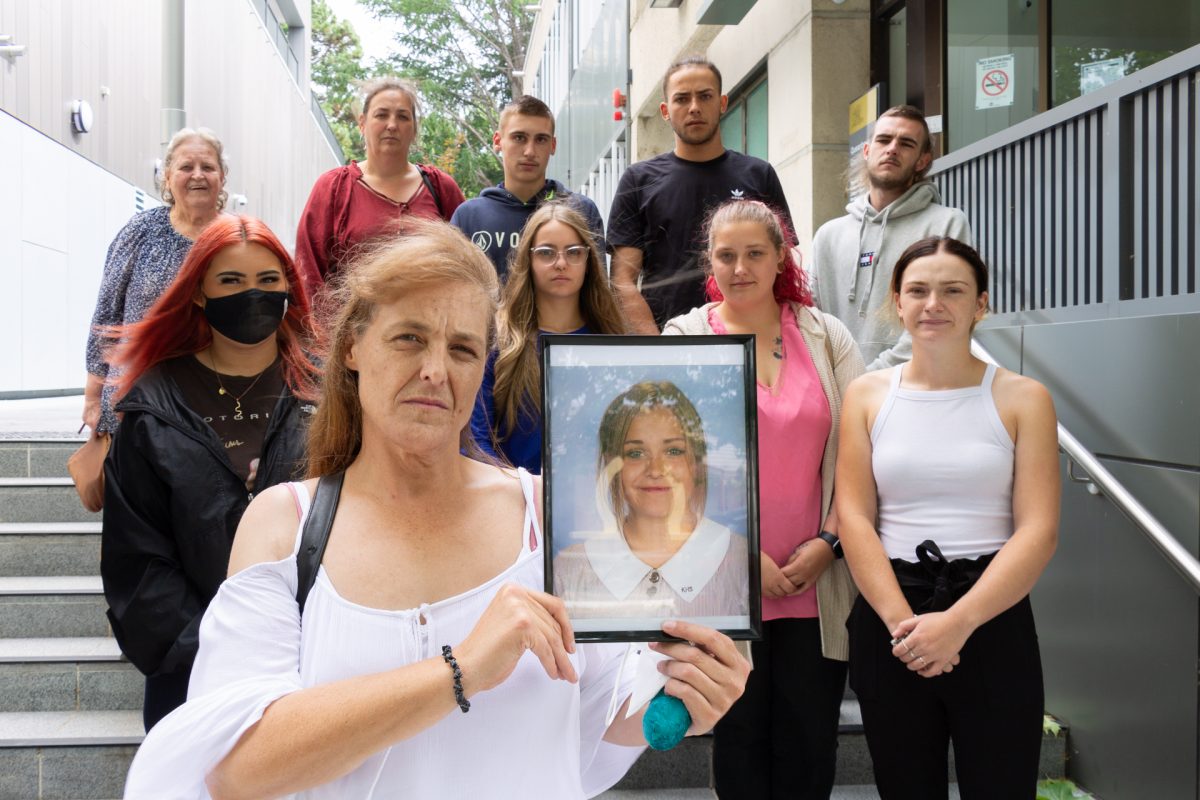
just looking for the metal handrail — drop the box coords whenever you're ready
[971,340,1200,595]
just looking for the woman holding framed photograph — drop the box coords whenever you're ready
[123,220,749,798]
[470,201,627,471]
[663,199,864,799]
[836,236,1059,798]
[553,380,750,623]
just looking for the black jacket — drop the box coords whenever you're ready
[101,358,311,677]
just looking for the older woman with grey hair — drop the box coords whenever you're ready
[294,76,466,290]
[83,127,230,434]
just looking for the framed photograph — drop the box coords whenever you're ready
[542,335,761,643]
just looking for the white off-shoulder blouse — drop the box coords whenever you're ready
[123,469,643,799]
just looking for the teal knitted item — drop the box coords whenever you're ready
[642,689,691,751]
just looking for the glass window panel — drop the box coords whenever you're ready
[721,103,746,154]
[946,0,1040,151]
[746,79,769,160]
[887,8,907,108]
[1051,0,1200,106]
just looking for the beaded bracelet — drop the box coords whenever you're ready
[441,645,470,713]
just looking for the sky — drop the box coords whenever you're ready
[323,0,398,64]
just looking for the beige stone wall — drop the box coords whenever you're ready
[626,0,870,259]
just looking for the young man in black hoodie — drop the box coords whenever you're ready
[451,95,605,281]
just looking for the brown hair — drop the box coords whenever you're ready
[890,236,989,331]
[493,202,627,437]
[598,380,708,524]
[662,55,722,99]
[877,104,933,181]
[357,77,422,140]
[499,94,555,135]
[306,219,499,477]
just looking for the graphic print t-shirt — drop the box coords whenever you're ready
[166,355,285,490]
[607,149,793,327]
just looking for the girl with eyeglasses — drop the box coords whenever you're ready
[470,201,628,471]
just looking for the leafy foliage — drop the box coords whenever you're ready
[1043,714,1063,737]
[361,0,533,195]
[311,0,367,162]
[1037,778,1093,800]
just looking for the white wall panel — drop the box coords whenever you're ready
[19,241,68,390]
[1,0,338,392]
[19,117,70,252]
[2,108,147,394]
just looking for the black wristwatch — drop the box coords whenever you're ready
[817,530,843,559]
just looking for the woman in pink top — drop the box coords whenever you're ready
[294,77,465,290]
[663,199,864,798]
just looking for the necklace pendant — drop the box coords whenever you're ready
[233,412,244,421]
[218,388,227,395]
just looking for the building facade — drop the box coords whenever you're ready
[0,0,341,396]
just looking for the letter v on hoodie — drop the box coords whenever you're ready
[450,179,606,281]
[809,181,972,371]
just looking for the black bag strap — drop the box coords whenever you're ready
[416,164,445,219]
[295,471,346,615]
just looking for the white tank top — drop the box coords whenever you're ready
[871,363,1015,562]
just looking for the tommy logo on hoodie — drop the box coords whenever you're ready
[859,251,876,268]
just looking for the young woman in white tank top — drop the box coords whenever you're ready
[836,236,1060,799]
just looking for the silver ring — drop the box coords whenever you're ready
[903,643,914,657]
[918,656,928,667]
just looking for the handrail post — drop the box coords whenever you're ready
[971,339,1200,595]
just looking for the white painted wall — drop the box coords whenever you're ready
[0,0,340,394]
[1,110,152,395]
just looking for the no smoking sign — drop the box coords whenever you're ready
[976,54,1015,110]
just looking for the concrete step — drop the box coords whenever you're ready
[0,523,102,577]
[0,638,138,713]
[0,710,141,799]
[598,789,963,799]
[614,701,1066,791]
[0,440,83,479]
[0,479,101,524]
[0,577,110,639]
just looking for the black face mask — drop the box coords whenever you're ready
[202,289,288,345]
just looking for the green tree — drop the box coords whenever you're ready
[361,0,534,196]
[311,0,368,162]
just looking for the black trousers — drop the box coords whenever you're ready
[847,594,1044,800]
[143,667,191,731]
[712,618,848,800]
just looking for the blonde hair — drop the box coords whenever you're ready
[597,381,708,524]
[493,202,627,438]
[306,219,499,477]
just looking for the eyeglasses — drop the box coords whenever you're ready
[531,245,589,267]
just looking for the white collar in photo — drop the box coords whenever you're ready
[584,517,732,603]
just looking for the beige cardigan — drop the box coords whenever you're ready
[663,302,865,660]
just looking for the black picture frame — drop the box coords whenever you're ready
[541,334,762,643]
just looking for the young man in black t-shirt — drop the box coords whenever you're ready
[607,56,793,332]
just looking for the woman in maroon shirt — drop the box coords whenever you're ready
[294,77,465,290]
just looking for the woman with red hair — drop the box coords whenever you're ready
[664,199,864,799]
[100,215,319,730]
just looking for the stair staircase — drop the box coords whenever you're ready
[0,440,141,800]
[0,438,1073,800]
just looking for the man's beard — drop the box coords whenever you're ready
[673,119,719,147]
[868,162,917,192]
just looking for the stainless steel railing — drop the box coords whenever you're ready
[971,339,1200,595]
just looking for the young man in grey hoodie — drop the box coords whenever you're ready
[810,105,972,370]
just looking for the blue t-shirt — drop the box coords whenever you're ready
[470,326,591,472]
